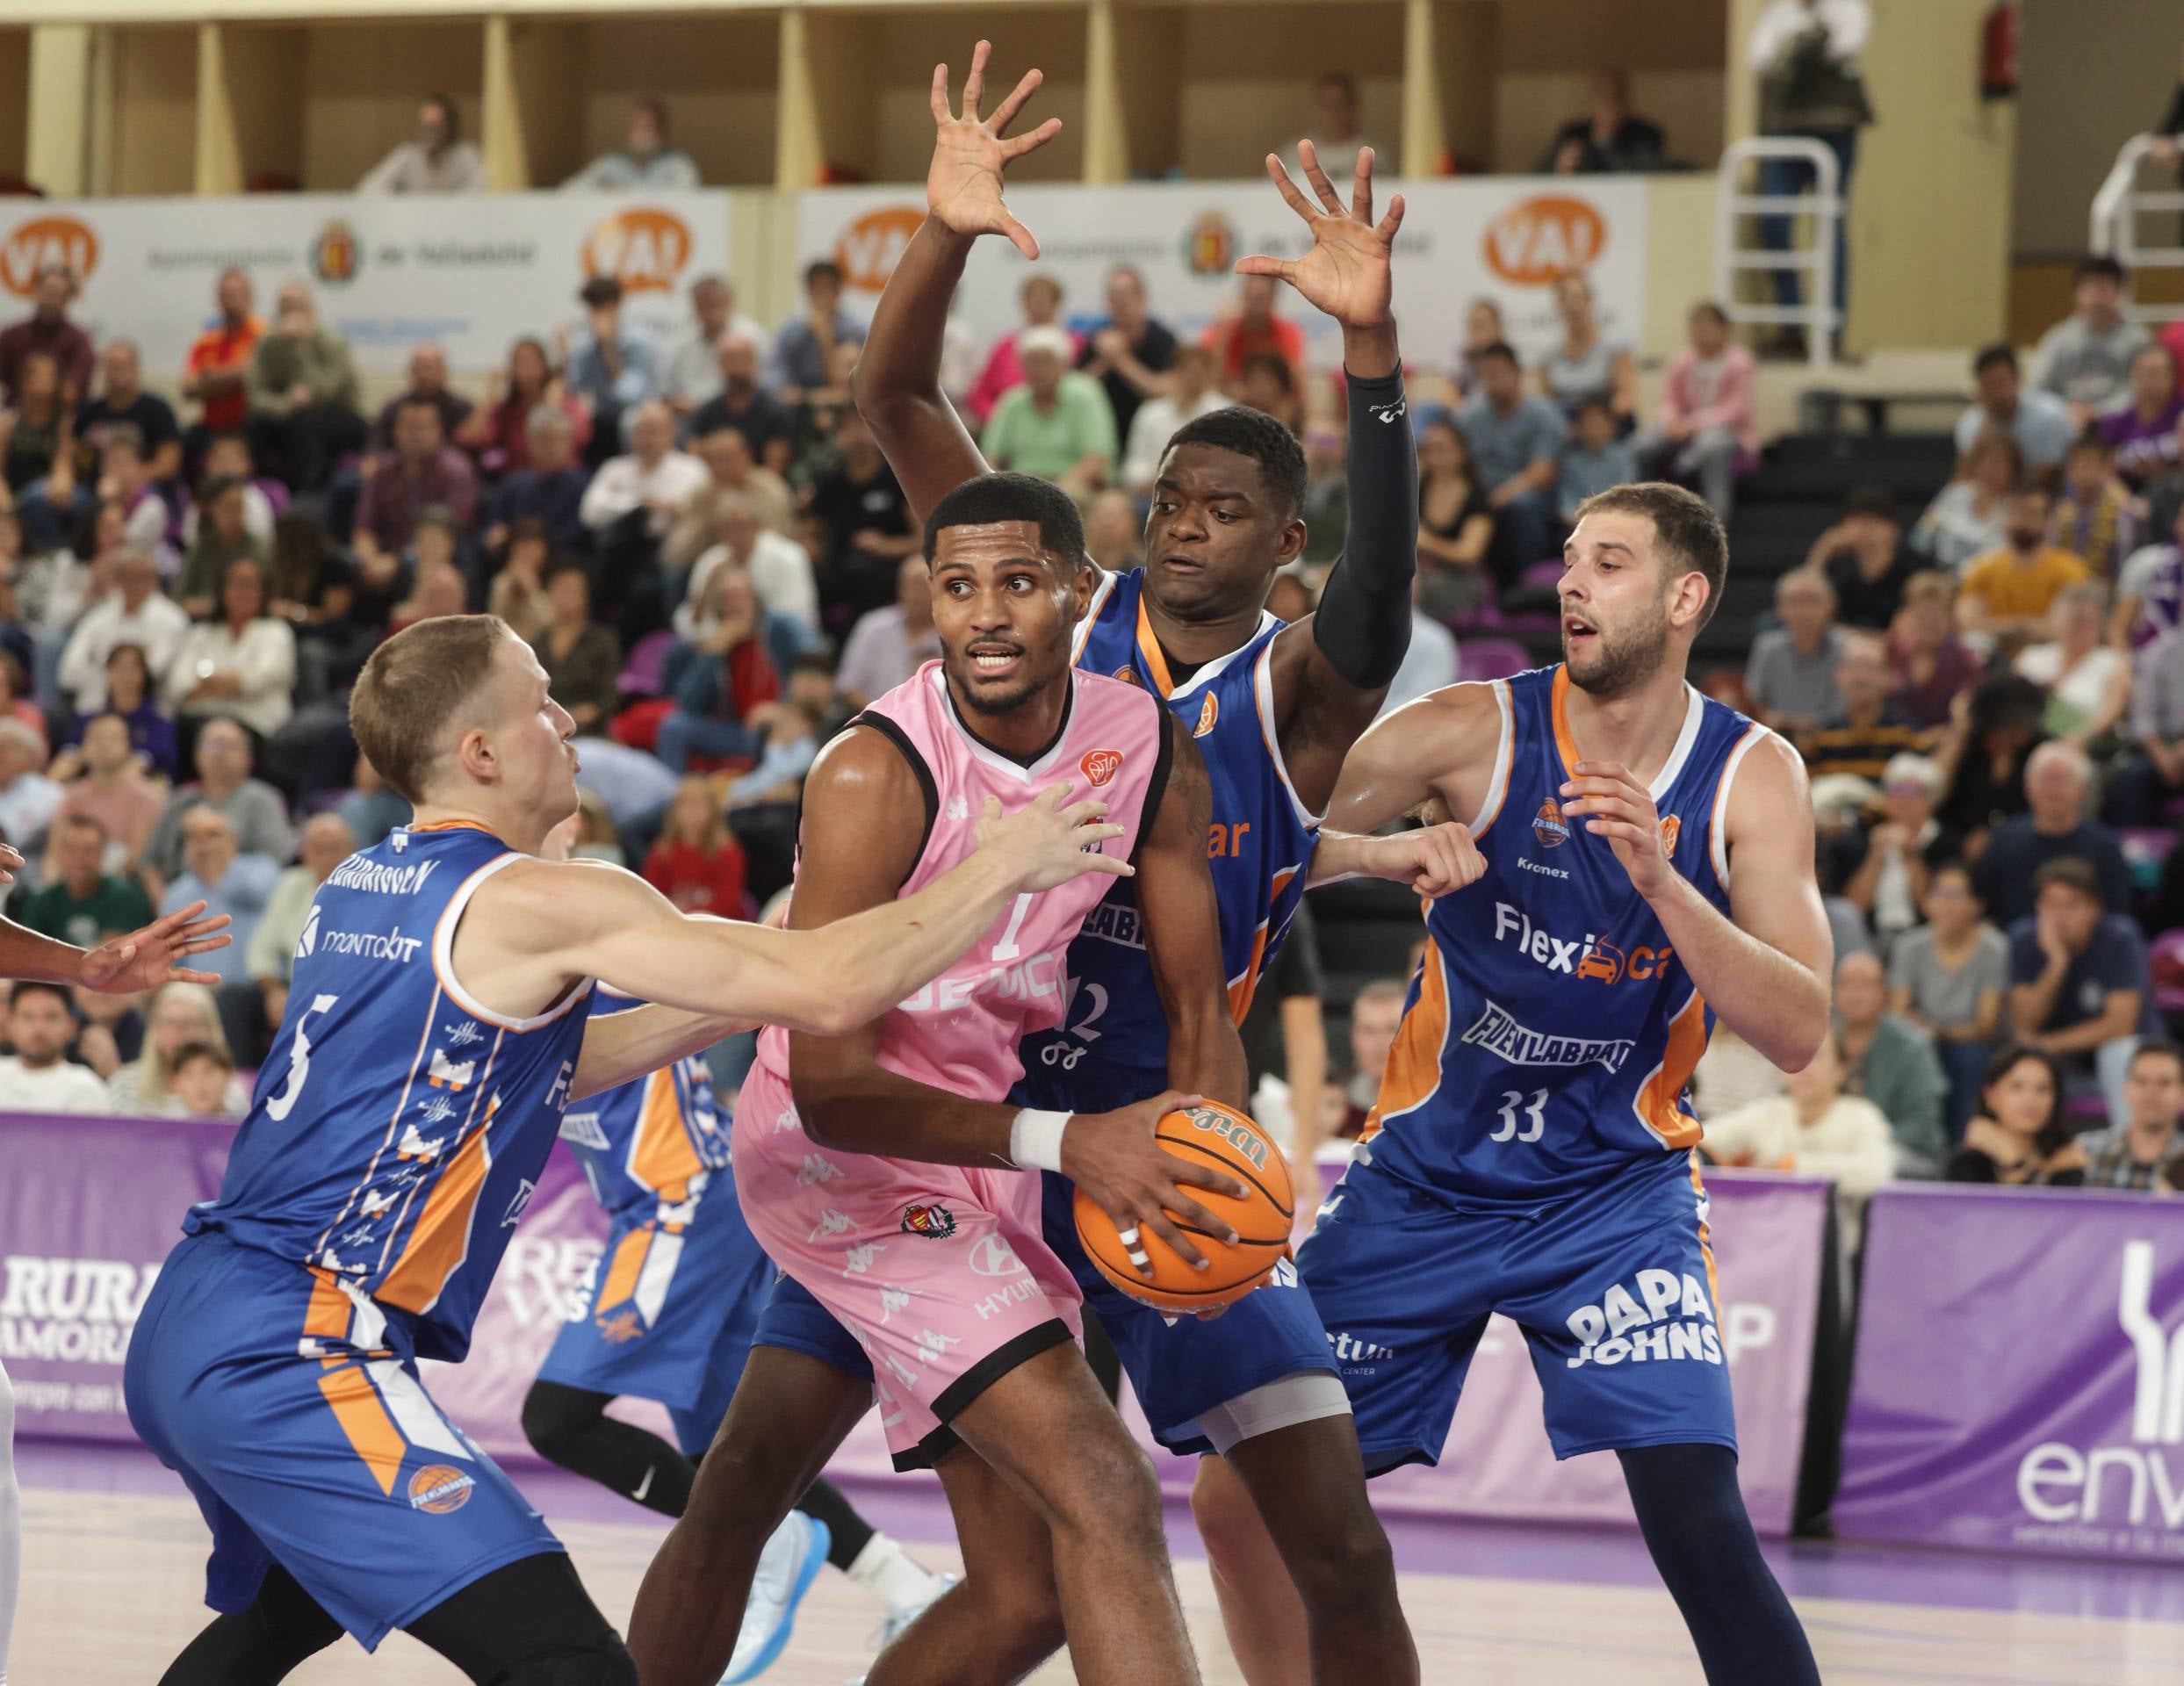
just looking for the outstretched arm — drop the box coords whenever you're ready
[852,40,1065,525]
[0,841,234,991]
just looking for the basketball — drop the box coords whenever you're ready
[1074,1101,1295,1314]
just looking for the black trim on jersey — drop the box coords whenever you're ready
[846,711,938,875]
[889,1317,1076,1471]
[1130,702,1178,868]
[946,669,1078,770]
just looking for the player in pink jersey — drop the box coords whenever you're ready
[634,472,1251,1686]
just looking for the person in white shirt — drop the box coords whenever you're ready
[1701,1027,1895,1252]
[1295,72,1380,182]
[578,400,709,540]
[677,494,819,647]
[357,94,484,193]
[0,979,112,1113]
[163,557,299,741]
[1378,578,1460,717]
[56,545,191,714]
[661,276,769,416]
[834,556,941,710]
[0,721,61,860]
[563,97,701,191]
[1120,343,1234,495]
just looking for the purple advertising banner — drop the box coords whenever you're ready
[6,1113,1825,1537]
[1837,1185,2184,1563]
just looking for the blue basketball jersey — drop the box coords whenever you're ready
[1018,567,1320,1091]
[556,991,729,1228]
[1361,666,1770,1208]
[186,822,593,1361]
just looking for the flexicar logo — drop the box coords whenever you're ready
[582,206,693,295]
[0,217,98,298]
[1483,195,1606,286]
[1080,748,1123,788]
[407,1464,475,1514]
[834,205,926,293]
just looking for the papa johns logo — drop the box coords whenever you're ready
[1080,748,1123,788]
[407,1464,475,1514]
[900,1203,958,1240]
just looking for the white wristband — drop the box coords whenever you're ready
[1009,1108,1071,1173]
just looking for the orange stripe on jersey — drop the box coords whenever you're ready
[1360,946,1450,1144]
[1224,867,1298,1024]
[375,1120,495,1315]
[629,1069,703,1205]
[1549,666,1582,782]
[302,1270,350,1344]
[1688,1154,1721,1317]
[1634,991,1708,1150]
[595,1226,654,1315]
[1134,595,1176,697]
[315,1364,407,1495]
[407,819,498,836]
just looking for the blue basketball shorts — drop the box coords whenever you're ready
[124,1230,561,1650]
[1295,1151,1738,1474]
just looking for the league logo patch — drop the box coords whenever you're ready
[407,1465,474,1514]
[1532,798,1571,850]
[900,1203,958,1240]
[1080,748,1123,788]
[1657,815,1681,860]
[1193,693,1219,738]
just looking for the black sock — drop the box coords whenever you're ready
[522,1380,696,1518]
[159,1565,343,1685]
[796,1474,876,1570]
[1618,1443,1820,1686]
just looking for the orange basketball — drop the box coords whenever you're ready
[1073,1101,1294,1314]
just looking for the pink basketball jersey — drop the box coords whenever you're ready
[754,660,1167,1102]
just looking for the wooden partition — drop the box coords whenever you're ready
[104,25,198,196]
[0,30,28,186]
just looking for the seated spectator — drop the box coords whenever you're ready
[2007,855,2154,1120]
[242,811,354,1039]
[1556,399,1638,525]
[357,93,483,193]
[1085,489,1142,573]
[835,555,940,710]
[1957,484,2091,643]
[1539,272,1636,429]
[530,563,623,736]
[4,351,85,549]
[485,517,556,645]
[47,716,162,875]
[2055,1039,2184,1191]
[179,432,278,548]
[1380,576,1461,715]
[177,475,270,616]
[1946,1043,2075,1185]
[371,344,474,454]
[2144,414,2184,549]
[661,276,767,417]
[77,337,182,485]
[386,510,469,634]
[1933,671,2045,854]
[1833,951,1949,1170]
[1639,301,1755,520]
[1539,68,1667,173]
[641,775,749,915]
[1700,1029,1895,1250]
[1203,274,1304,389]
[1330,978,1407,1139]
[1978,741,2131,923]
[1299,426,1350,566]
[1078,265,1177,449]
[245,281,365,494]
[789,336,868,457]
[1957,343,2073,477]
[105,981,248,1116]
[2048,429,2138,580]
[1445,298,1507,407]
[804,409,917,638]
[1810,488,1916,630]
[0,650,40,745]
[968,275,1079,428]
[656,566,792,773]
[62,642,177,781]
[1413,415,1494,622]
[725,695,825,811]
[162,806,278,993]
[2116,501,2184,656]
[67,979,137,1084]
[564,96,699,191]
[1120,342,1231,496]
[167,1040,241,1120]
[0,263,91,404]
[94,429,174,560]
[581,399,708,544]
[2016,582,2131,746]
[182,269,263,442]
[981,327,1117,500]
[1890,859,2008,1134]
[1801,633,1926,780]
[15,811,152,949]
[564,277,660,452]
[1744,568,1846,733]
[0,717,61,858]
[669,429,795,573]
[2108,618,2184,825]
[1236,351,1303,437]
[680,494,819,648]
[265,512,363,691]
[458,336,593,481]
[0,979,110,1113]
[2099,342,2183,486]
[1296,70,1379,180]
[1459,342,1563,585]
[144,717,292,880]
[1840,751,1950,941]
[689,334,796,475]
[1912,428,2019,573]
[2031,256,2151,422]
[767,261,864,405]
[354,396,478,581]
[482,404,592,558]
[166,557,297,744]
[8,503,88,642]
[1691,1021,1788,1121]
[335,752,410,848]
[57,548,186,716]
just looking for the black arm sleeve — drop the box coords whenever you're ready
[1311,366,1418,691]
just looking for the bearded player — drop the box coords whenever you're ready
[1199,482,1831,1686]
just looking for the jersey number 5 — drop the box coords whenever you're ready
[1491,1088,1547,1144]
[265,993,339,1122]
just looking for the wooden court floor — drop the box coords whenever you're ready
[18,1484,2184,1684]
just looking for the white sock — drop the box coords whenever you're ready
[845,1533,941,1616]
[0,1358,18,1686]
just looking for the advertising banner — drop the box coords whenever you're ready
[1837,1185,2184,1563]
[0,191,732,377]
[796,177,1651,373]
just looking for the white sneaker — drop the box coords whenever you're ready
[722,1512,831,1684]
[867,1570,958,1652]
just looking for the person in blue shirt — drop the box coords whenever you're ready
[565,277,660,465]
[1459,342,1568,587]
[2007,854,2159,1126]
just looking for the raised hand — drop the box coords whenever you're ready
[1561,761,1675,900]
[926,39,1064,259]
[975,782,1133,891]
[80,901,234,994]
[1236,139,1405,332]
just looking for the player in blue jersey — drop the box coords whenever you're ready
[121,612,1151,1685]
[1200,482,1832,1685]
[628,43,1467,1686]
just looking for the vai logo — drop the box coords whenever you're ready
[582,206,693,295]
[0,216,98,298]
[1080,748,1123,788]
[1532,799,1570,850]
[833,205,925,293]
[1482,195,1606,286]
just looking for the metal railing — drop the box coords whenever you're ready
[2089,133,2184,324]
[1715,135,1842,368]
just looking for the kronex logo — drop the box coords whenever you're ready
[2017,1241,2184,1531]
[1564,1269,1724,1369]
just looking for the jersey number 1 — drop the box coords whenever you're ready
[1491,1088,1547,1143]
[991,893,1034,962]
